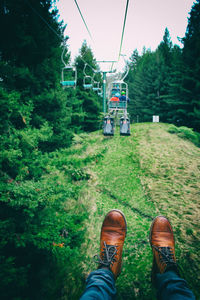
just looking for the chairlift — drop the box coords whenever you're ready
[111,87,120,97]
[101,57,130,137]
[83,76,93,89]
[107,79,129,112]
[109,80,128,99]
[60,45,77,88]
[61,66,77,88]
[108,100,127,110]
[92,81,100,92]
[104,76,130,136]
[103,116,114,136]
[83,63,94,89]
[120,116,131,136]
[98,87,103,97]
[108,55,129,100]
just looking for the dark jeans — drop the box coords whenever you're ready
[80,269,195,300]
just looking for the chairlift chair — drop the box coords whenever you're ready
[103,116,114,136]
[108,80,128,113]
[98,87,103,97]
[92,81,100,92]
[60,43,77,88]
[120,116,131,136]
[110,80,128,98]
[83,76,93,89]
[61,66,77,88]
[111,88,120,97]
[83,63,94,89]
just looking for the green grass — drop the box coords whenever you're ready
[62,123,200,300]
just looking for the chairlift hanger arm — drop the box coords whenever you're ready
[83,63,95,78]
[61,46,68,67]
[122,66,129,81]
[82,60,96,73]
[120,55,129,81]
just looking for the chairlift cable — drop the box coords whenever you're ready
[118,0,130,60]
[73,1,97,74]
[74,0,94,43]
[25,0,62,41]
[24,0,96,89]
[111,0,130,71]
[25,0,128,75]
[81,58,96,73]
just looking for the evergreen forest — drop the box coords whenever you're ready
[0,0,200,299]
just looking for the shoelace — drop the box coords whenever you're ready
[94,241,118,268]
[152,245,176,267]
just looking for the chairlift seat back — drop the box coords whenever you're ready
[109,101,126,109]
[118,102,126,109]
[103,117,114,136]
[120,117,130,136]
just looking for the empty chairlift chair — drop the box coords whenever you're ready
[120,116,130,136]
[103,116,114,136]
[83,75,93,89]
[60,44,77,88]
[98,87,103,97]
[61,66,77,88]
[83,63,94,89]
[92,81,100,92]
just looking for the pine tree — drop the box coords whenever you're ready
[158,28,173,66]
[74,41,102,131]
[127,48,170,122]
[126,29,182,124]
[126,50,140,122]
[164,45,186,125]
[182,0,200,130]
[156,28,174,122]
[0,0,74,151]
[0,1,85,298]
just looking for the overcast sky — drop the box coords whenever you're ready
[57,0,195,71]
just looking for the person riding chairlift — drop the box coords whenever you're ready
[119,91,130,103]
[110,92,120,102]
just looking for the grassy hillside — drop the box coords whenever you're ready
[63,123,200,300]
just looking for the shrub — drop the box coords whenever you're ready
[167,125,179,134]
[168,125,200,146]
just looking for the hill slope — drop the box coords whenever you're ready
[64,123,200,300]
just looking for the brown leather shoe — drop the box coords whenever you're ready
[94,209,127,279]
[150,216,178,281]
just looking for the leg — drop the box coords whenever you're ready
[80,269,116,300]
[150,216,195,300]
[155,270,195,300]
[80,210,127,300]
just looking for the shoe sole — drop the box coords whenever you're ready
[104,209,127,237]
[149,215,173,247]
